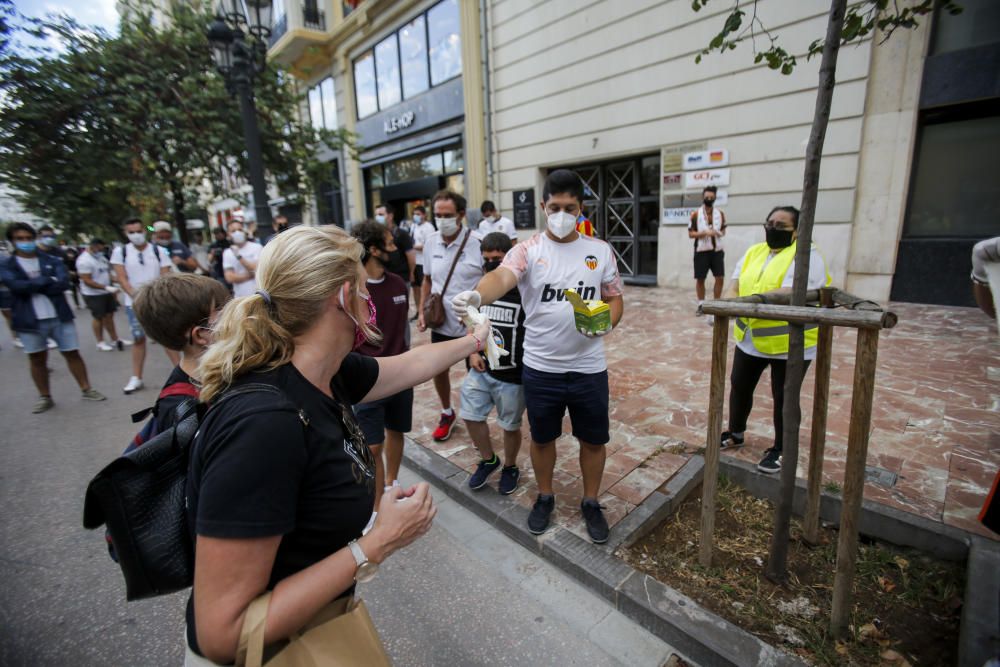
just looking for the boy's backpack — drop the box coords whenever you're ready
[83,383,304,601]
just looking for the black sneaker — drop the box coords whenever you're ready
[757,448,782,474]
[468,455,501,490]
[498,465,520,495]
[581,499,610,544]
[720,431,745,450]
[528,494,555,535]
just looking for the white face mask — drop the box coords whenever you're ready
[437,217,459,236]
[127,232,146,246]
[231,230,247,245]
[413,214,423,224]
[546,211,577,239]
[374,214,386,225]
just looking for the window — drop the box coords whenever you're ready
[352,0,462,119]
[399,16,429,99]
[354,52,378,119]
[273,0,286,22]
[374,35,402,110]
[930,0,1000,55]
[308,77,338,130]
[428,0,461,85]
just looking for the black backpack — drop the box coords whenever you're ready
[83,383,303,601]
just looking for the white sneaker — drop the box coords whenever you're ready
[96,341,114,351]
[114,339,133,350]
[13,338,23,348]
[123,376,144,394]
[46,339,57,349]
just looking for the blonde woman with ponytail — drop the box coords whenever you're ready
[183,225,492,665]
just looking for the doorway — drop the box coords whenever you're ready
[553,155,660,284]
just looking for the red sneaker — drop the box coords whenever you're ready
[432,411,457,441]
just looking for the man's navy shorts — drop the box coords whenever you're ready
[354,388,414,446]
[522,365,610,446]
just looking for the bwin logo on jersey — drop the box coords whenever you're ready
[541,282,596,302]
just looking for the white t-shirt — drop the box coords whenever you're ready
[422,229,483,338]
[76,250,112,296]
[15,256,57,320]
[222,241,264,297]
[731,245,829,360]
[411,221,436,265]
[478,216,517,240]
[110,243,172,307]
[501,232,623,374]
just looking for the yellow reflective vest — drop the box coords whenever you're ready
[734,241,832,356]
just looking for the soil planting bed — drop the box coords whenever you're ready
[619,477,964,666]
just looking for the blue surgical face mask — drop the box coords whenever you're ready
[374,214,386,225]
[39,236,57,248]
[16,240,37,253]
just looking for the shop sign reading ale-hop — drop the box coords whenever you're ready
[383,111,415,135]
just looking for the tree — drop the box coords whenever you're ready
[0,2,351,241]
[693,0,960,587]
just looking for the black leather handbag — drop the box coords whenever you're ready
[83,383,291,601]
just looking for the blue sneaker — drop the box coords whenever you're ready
[468,454,501,490]
[498,465,520,495]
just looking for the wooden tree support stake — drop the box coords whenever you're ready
[830,327,880,637]
[699,315,729,567]
[803,287,835,544]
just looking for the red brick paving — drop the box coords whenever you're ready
[406,287,1000,541]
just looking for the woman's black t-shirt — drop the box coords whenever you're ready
[184,353,379,654]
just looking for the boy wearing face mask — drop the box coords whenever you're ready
[451,169,625,543]
[132,273,231,430]
[478,200,518,244]
[689,185,727,318]
[111,217,174,394]
[410,205,433,318]
[459,232,527,495]
[350,221,412,508]
[418,190,485,442]
[721,205,831,474]
[221,219,264,298]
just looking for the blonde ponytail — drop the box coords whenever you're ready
[198,225,376,403]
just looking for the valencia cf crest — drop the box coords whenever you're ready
[584,255,598,270]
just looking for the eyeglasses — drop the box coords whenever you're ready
[764,220,793,230]
[336,401,377,485]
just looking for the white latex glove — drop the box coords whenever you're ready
[971,237,1000,283]
[451,290,481,317]
[105,285,119,294]
[461,305,509,370]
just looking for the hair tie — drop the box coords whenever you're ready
[255,289,272,306]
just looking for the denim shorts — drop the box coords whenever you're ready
[354,388,414,445]
[458,369,526,431]
[522,365,610,445]
[18,318,79,354]
[125,305,145,340]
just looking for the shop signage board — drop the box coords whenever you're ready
[512,189,536,229]
[661,141,707,173]
[662,172,683,192]
[684,168,731,189]
[663,207,697,223]
[660,140,731,226]
[682,149,729,170]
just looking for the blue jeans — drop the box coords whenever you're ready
[18,318,78,354]
[458,370,525,431]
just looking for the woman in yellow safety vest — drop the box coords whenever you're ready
[719,205,831,474]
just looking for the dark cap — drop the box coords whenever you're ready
[89,237,105,245]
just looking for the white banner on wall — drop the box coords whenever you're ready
[663,207,697,224]
[682,149,729,170]
[684,168,731,189]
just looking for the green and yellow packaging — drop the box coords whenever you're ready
[565,289,611,335]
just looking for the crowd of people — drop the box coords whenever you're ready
[5,168,992,665]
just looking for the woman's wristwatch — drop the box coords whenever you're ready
[348,539,379,583]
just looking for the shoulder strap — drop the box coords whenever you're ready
[441,229,471,295]
[210,382,309,426]
[158,382,199,400]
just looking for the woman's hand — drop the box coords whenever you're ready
[360,483,436,563]
[470,315,491,346]
[417,312,427,332]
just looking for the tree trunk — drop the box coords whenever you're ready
[169,179,189,245]
[765,0,847,583]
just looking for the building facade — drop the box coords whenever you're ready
[270,0,1000,306]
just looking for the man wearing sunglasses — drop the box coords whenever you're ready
[111,217,173,394]
[721,206,831,474]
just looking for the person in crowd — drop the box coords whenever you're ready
[374,204,416,288]
[37,226,81,316]
[184,224,491,664]
[478,200,518,244]
[132,273,231,429]
[63,243,82,309]
[274,214,291,234]
[720,205,831,474]
[111,217,174,394]
[188,229,212,275]
[207,226,231,289]
[410,205,434,319]
[689,185,727,319]
[351,221,412,507]
[418,191,484,442]
[0,222,106,413]
[153,221,198,273]
[460,232,526,495]
[221,218,263,298]
[971,236,999,321]
[76,237,129,351]
[452,169,625,543]
[0,240,17,348]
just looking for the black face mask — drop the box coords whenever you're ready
[483,259,502,273]
[765,227,794,250]
[704,198,715,207]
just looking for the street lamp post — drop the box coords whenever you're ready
[207,1,275,241]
